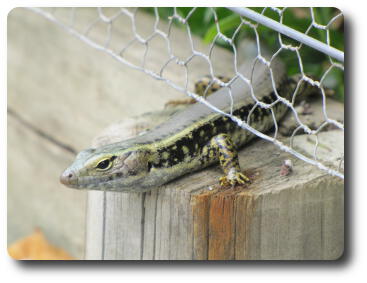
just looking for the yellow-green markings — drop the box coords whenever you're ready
[60,73,310,192]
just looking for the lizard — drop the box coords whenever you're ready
[60,58,317,192]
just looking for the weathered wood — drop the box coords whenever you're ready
[85,103,344,260]
[208,191,236,260]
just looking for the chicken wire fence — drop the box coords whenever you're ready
[27,7,344,179]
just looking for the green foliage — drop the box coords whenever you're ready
[203,13,241,43]
[144,7,344,101]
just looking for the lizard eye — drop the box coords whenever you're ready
[96,159,112,171]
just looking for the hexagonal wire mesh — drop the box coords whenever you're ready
[27,7,344,179]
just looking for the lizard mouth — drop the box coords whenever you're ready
[59,164,149,191]
[59,169,122,190]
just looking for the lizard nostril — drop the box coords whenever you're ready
[60,170,75,186]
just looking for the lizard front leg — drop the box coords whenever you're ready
[209,133,250,186]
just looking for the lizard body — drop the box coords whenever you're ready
[60,59,312,192]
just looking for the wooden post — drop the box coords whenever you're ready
[85,110,344,260]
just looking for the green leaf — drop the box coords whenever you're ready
[203,14,241,43]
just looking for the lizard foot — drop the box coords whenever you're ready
[219,172,250,187]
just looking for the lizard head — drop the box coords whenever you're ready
[60,143,156,191]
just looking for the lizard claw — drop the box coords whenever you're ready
[219,172,250,187]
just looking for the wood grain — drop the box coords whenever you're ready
[85,107,344,260]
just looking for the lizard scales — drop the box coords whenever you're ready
[60,59,304,192]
